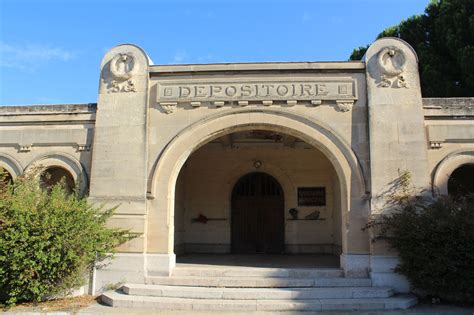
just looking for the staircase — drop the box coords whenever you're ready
[101,266,417,311]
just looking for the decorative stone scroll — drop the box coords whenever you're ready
[75,144,91,152]
[335,100,354,112]
[429,141,443,149]
[156,79,357,113]
[160,103,177,114]
[376,47,408,89]
[18,145,31,153]
[105,53,138,93]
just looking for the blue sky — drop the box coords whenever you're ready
[0,0,428,105]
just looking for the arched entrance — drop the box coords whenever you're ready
[148,110,369,276]
[231,172,284,254]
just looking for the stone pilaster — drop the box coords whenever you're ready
[366,38,430,252]
[89,44,150,291]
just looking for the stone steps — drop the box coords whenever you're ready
[102,290,418,311]
[123,283,394,299]
[169,266,344,278]
[101,265,417,311]
[145,275,372,288]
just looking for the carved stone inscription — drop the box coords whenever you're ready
[157,79,357,103]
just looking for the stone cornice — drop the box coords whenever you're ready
[150,61,365,74]
[423,98,474,118]
[0,103,97,116]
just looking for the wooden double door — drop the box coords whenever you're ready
[231,172,284,254]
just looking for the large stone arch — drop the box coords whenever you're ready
[25,152,89,194]
[432,150,474,196]
[147,109,369,276]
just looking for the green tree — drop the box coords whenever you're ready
[350,0,474,97]
[0,169,135,306]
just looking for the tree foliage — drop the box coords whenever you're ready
[0,169,135,306]
[350,0,474,97]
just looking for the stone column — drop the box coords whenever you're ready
[365,38,430,292]
[89,44,150,292]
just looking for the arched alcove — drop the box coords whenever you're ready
[25,153,88,194]
[433,151,474,196]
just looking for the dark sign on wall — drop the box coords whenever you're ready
[297,187,326,206]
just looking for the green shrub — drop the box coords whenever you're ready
[0,169,135,306]
[368,172,474,304]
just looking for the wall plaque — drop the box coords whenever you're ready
[157,79,357,103]
[297,187,326,206]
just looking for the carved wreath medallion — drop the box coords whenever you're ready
[106,53,138,93]
[110,53,137,79]
[376,47,408,88]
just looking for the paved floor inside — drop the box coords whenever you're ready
[176,253,340,269]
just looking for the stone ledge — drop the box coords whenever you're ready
[150,61,365,74]
[423,98,474,117]
[423,97,474,108]
[0,103,97,115]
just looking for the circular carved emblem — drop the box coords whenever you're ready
[377,47,406,77]
[110,53,138,80]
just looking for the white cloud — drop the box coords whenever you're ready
[34,96,61,104]
[172,50,188,64]
[0,42,77,72]
[330,16,344,24]
[302,12,311,23]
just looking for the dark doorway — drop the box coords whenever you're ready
[448,164,474,198]
[231,172,284,254]
[0,168,13,194]
[40,166,75,193]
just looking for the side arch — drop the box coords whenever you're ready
[432,150,474,196]
[148,109,369,256]
[0,153,23,179]
[25,152,89,194]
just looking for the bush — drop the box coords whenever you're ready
[368,172,474,304]
[0,169,135,306]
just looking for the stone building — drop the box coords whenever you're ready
[1,38,473,311]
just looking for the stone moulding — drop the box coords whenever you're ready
[10,142,92,153]
[158,99,355,113]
